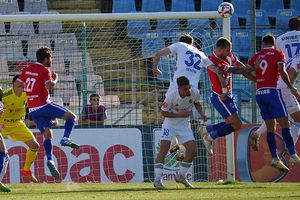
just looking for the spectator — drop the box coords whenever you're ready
[78,94,107,125]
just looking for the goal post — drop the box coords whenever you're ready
[0,11,235,183]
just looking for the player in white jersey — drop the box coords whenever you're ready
[153,76,207,190]
[250,17,300,150]
[152,33,226,95]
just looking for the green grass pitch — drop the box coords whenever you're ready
[1,182,300,200]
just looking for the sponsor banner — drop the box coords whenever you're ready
[3,128,144,184]
[153,128,193,182]
[235,124,300,182]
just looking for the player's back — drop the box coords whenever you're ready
[250,48,285,89]
[276,30,300,59]
[169,42,209,87]
[18,63,52,108]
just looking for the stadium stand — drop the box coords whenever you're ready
[231,0,251,17]
[26,35,51,60]
[112,0,136,13]
[0,0,19,14]
[232,29,251,58]
[290,0,300,15]
[0,36,27,61]
[53,75,77,104]
[24,0,48,14]
[260,0,284,17]
[276,9,297,29]
[141,33,166,58]
[39,11,63,34]
[171,0,195,12]
[246,9,270,27]
[9,11,34,35]
[201,0,222,11]
[142,0,165,12]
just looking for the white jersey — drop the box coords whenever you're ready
[161,87,200,127]
[276,30,300,59]
[277,31,300,88]
[168,42,213,88]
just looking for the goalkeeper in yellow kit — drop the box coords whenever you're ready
[0,75,40,183]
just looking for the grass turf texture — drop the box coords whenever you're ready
[1,182,300,200]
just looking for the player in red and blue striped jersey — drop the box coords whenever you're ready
[247,35,300,172]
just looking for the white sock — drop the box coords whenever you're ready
[154,163,163,182]
[256,122,267,137]
[178,162,192,177]
[291,122,300,145]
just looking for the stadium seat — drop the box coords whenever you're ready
[260,0,284,16]
[201,0,222,11]
[187,19,210,31]
[9,12,34,35]
[51,52,66,74]
[276,9,297,29]
[232,74,251,101]
[112,0,136,13]
[100,95,121,107]
[141,32,166,58]
[39,11,63,34]
[246,9,269,27]
[69,52,95,76]
[0,36,27,61]
[127,18,151,38]
[262,29,285,37]
[0,56,9,73]
[53,33,79,61]
[142,0,165,12]
[69,95,81,116]
[171,0,195,12]
[156,20,180,36]
[24,0,48,14]
[232,29,251,57]
[230,0,251,17]
[53,75,77,104]
[86,74,105,96]
[156,55,175,81]
[290,0,300,15]
[0,0,18,14]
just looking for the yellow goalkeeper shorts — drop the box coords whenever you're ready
[1,121,35,143]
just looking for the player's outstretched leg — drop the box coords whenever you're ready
[198,125,213,155]
[60,112,80,149]
[47,160,60,179]
[249,122,267,151]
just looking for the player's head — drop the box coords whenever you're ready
[215,37,232,59]
[179,33,193,45]
[262,34,275,47]
[177,76,191,97]
[289,17,300,31]
[90,93,100,106]
[36,46,52,67]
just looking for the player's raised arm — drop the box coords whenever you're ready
[152,47,171,76]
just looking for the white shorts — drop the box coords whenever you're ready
[280,88,300,114]
[161,124,195,144]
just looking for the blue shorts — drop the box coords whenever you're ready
[210,92,238,119]
[256,88,288,120]
[29,102,68,133]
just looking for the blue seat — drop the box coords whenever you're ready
[156,55,176,81]
[187,19,210,31]
[290,0,300,15]
[232,74,251,101]
[230,14,240,27]
[260,0,284,16]
[171,0,195,12]
[142,0,165,12]
[127,19,151,38]
[262,29,285,37]
[232,30,251,57]
[112,0,136,13]
[201,0,223,11]
[197,29,222,56]
[231,0,251,17]
[156,20,180,37]
[276,9,297,29]
[246,9,269,27]
[141,33,166,57]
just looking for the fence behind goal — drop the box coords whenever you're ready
[0,12,248,183]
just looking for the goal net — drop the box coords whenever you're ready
[0,11,234,184]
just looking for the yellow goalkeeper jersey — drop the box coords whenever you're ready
[0,88,27,125]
